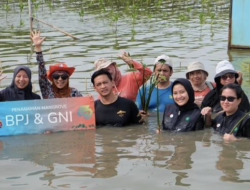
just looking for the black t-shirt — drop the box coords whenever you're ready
[95,97,142,127]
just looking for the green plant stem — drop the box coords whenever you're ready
[156,84,160,131]
[230,111,250,134]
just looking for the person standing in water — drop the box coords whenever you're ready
[0,66,41,101]
[201,83,250,141]
[94,52,152,101]
[30,30,82,99]
[136,55,174,112]
[185,61,215,107]
[201,60,249,114]
[162,78,204,132]
[91,69,143,127]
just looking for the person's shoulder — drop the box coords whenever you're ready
[205,81,216,89]
[0,88,6,93]
[33,93,41,99]
[118,96,134,103]
[70,87,82,96]
[164,103,176,111]
[204,87,216,98]
[70,87,80,92]
[94,99,101,103]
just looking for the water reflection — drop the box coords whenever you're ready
[153,131,207,187]
[0,130,96,185]
[93,126,149,178]
[216,141,250,183]
[1,0,250,189]
[1,127,250,188]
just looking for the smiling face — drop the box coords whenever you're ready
[189,70,207,86]
[14,70,29,89]
[154,63,173,84]
[94,74,114,97]
[220,88,241,115]
[173,84,189,106]
[52,71,69,89]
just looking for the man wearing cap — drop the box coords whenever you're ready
[91,69,143,127]
[136,55,174,112]
[185,61,216,107]
[201,60,250,114]
[94,51,152,102]
[31,30,82,99]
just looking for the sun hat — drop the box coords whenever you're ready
[185,61,208,79]
[154,55,173,68]
[47,62,75,81]
[215,60,238,79]
[94,58,116,71]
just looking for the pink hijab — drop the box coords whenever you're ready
[107,64,122,87]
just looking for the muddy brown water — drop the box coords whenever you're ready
[0,0,250,189]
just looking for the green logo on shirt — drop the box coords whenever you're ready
[186,117,190,121]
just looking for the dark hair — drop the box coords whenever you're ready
[153,61,173,72]
[220,83,243,99]
[91,69,112,85]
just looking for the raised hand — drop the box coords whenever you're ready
[0,70,7,82]
[236,71,243,85]
[30,30,46,52]
[118,50,133,66]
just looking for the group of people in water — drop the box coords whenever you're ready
[0,31,250,141]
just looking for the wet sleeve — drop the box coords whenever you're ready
[239,92,250,112]
[194,115,205,131]
[130,101,142,125]
[241,119,250,138]
[161,105,168,130]
[36,52,53,99]
[135,88,143,110]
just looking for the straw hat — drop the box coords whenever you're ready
[94,58,116,71]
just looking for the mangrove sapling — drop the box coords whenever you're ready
[199,12,206,33]
[2,3,10,20]
[136,59,167,129]
[78,8,84,21]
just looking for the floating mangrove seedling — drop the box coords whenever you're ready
[79,8,84,21]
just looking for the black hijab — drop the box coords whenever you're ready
[172,78,198,111]
[0,66,40,101]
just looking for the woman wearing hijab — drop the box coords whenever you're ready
[0,66,41,101]
[201,60,249,114]
[30,30,82,99]
[94,52,152,101]
[162,78,204,132]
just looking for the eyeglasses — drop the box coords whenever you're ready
[219,95,237,102]
[52,74,69,80]
[221,73,235,80]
